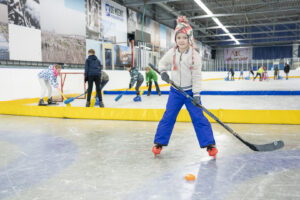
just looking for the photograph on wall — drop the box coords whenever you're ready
[86,39,102,62]
[136,13,161,48]
[8,24,41,61]
[136,12,152,34]
[8,0,40,29]
[166,26,175,50]
[151,20,160,50]
[86,0,102,40]
[114,44,131,70]
[224,47,250,63]
[40,0,86,64]
[127,8,136,34]
[101,0,127,44]
[0,22,9,59]
[203,45,211,60]
[0,0,8,24]
[159,24,166,49]
[194,40,202,54]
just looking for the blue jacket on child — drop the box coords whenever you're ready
[85,55,102,77]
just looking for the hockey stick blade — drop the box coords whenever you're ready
[64,92,87,104]
[149,63,285,152]
[235,134,284,151]
[115,89,129,102]
[115,94,123,101]
[64,97,74,104]
[253,140,284,151]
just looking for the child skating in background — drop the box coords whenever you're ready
[85,49,103,107]
[253,66,264,81]
[239,68,244,80]
[37,64,62,106]
[249,68,254,79]
[95,71,109,106]
[284,63,290,80]
[229,67,235,80]
[145,66,161,96]
[125,64,144,102]
[274,66,279,80]
[152,16,218,158]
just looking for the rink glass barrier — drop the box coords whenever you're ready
[1,74,300,124]
[0,90,300,124]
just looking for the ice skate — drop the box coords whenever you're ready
[99,101,104,108]
[207,144,218,159]
[152,144,162,157]
[38,99,47,106]
[95,97,99,106]
[47,97,58,105]
[133,95,142,102]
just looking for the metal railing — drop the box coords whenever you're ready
[0,59,84,69]
[203,57,300,71]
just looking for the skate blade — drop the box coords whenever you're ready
[153,151,160,157]
[48,103,58,105]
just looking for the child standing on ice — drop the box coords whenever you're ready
[85,49,103,107]
[37,64,62,106]
[239,68,244,80]
[95,71,109,107]
[152,16,218,158]
[125,64,144,102]
[145,66,161,96]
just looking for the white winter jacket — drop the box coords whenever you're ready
[158,47,202,95]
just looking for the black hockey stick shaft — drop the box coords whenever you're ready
[149,63,284,152]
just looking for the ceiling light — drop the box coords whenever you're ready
[194,0,239,44]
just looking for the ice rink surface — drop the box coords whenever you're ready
[0,115,299,200]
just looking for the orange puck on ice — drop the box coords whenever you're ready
[185,174,196,181]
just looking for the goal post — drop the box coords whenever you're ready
[58,72,86,102]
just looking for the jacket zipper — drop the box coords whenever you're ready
[180,52,182,86]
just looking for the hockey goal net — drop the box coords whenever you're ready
[57,72,86,102]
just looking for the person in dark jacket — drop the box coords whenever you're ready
[85,49,103,107]
[95,71,109,106]
[274,66,279,80]
[229,67,234,80]
[284,63,290,80]
[249,68,254,79]
[126,64,144,102]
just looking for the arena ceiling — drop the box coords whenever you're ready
[116,0,300,48]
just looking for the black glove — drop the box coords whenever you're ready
[192,95,200,106]
[84,76,88,82]
[129,83,132,89]
[161,72,170,83]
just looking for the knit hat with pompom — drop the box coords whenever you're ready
[174,16,194,45]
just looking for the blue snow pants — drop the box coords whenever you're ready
[154,87,216,148]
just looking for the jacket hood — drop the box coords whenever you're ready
[88,55,98,60]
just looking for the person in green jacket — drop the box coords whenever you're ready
[126,64,144,102]
[145,66,161,96]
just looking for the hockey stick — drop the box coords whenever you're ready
[58,89,71,107]
[64,92,87,104]
[115,89,129,102]
[149,63,284,152]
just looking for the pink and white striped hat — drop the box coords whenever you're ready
[174,16,194,45]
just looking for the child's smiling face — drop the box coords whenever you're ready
[176,32,189,51]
